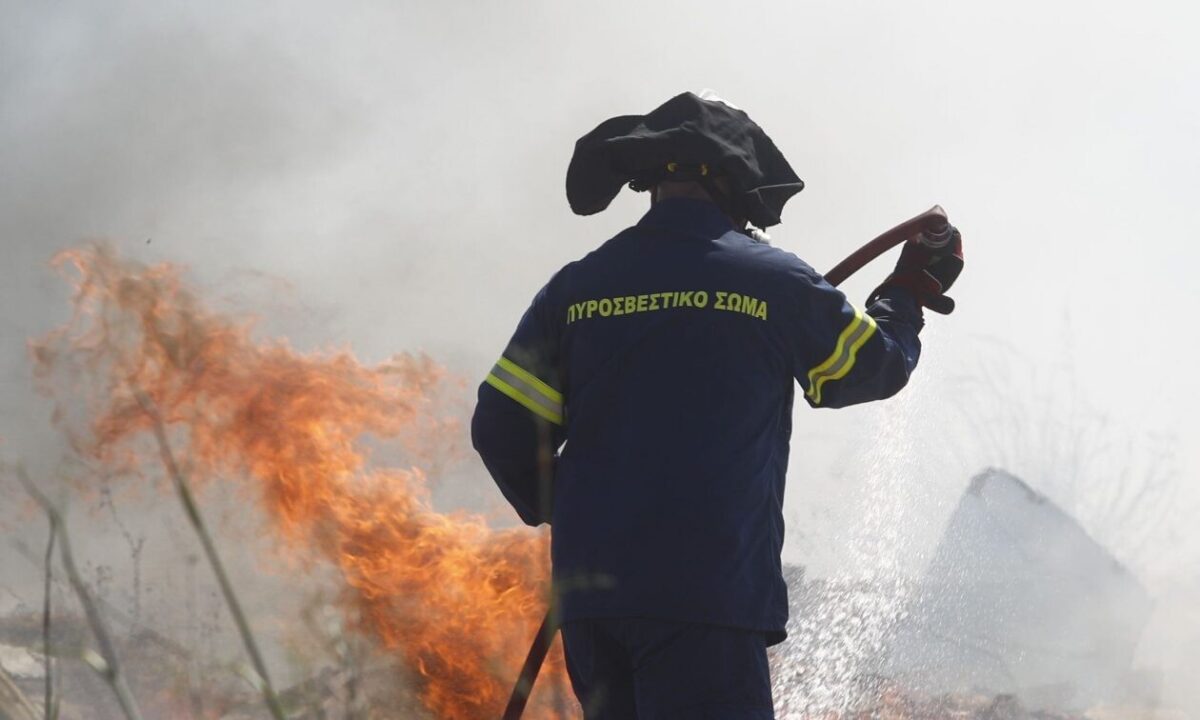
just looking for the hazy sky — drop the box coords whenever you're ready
[2,0,1198,591]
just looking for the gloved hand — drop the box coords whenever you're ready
[870,225,963,314]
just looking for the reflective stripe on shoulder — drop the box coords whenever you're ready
[805,307,878,406]
[485,356,564,425]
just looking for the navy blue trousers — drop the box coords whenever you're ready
[561,619,775,719]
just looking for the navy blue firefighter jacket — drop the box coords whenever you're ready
[471,198,923,643]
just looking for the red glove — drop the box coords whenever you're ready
[871,225,963,314]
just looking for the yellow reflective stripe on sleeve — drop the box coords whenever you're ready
[805,307,878,406]
[495,357,563,403]
[485,356,564,425]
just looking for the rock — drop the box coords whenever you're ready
[888,469,1152,712]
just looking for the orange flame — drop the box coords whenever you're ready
[31,245,574,719]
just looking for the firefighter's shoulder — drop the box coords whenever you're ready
[722,236,826,289]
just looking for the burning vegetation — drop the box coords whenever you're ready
[18,244,570,719]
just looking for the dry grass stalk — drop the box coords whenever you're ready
[0,663,40,720]
[8,539,192,664]
[41,516,58,720]
[12,464,145,720]
[132,389,287,720]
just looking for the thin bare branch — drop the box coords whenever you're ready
[0,664,40,720]
[13,464,145,720]
[9,539,193,663]
[132,389,287,720]
[42,517,57,720]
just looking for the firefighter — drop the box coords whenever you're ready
[471,91,962,719]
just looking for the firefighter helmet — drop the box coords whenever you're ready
[566,91,804,228]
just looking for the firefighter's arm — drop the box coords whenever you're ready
[790,267,923,409]
[470,285,566,526]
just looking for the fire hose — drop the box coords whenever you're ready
[500,204,951,720]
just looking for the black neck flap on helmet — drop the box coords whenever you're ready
[566,92,804,229]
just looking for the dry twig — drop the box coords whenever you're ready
[132,389,287,720]
[12,464,144,720]
[41,516,58,720]
[0,664,40,720]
